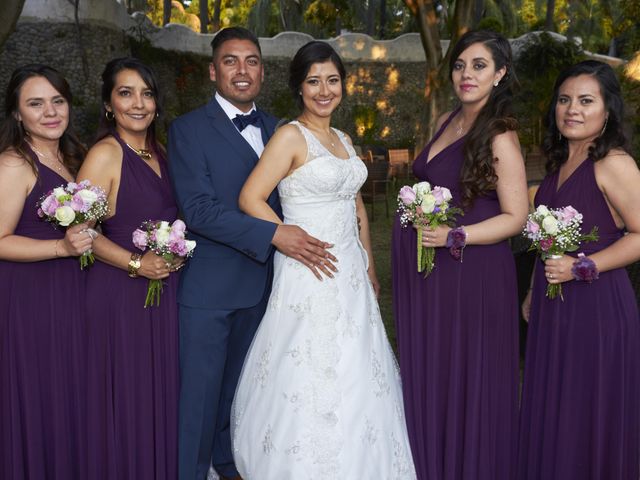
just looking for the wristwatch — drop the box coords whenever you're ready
[128,252,142,278]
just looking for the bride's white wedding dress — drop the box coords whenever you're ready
[231,121,416,480]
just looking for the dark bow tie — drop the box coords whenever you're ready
[232,110,261,131]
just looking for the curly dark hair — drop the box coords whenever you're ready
[0,64,85,177]
[543,60,627,173]
[449,30,518,207]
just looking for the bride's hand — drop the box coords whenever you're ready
[368,268,380,298]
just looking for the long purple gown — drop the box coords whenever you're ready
[392,110,519,480]
[0,150,87,479]
[85,134,179,480]
[517,159,640,479]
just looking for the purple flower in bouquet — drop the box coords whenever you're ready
[132,219,196,307]
[539,238,553,252]
[398,186,417,205]
[397,181,462,276]
[37,180,109,269]
[522,204,598,300]
[132,229,148,249]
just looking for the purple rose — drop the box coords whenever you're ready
[525,219,540,235]
[571,253,599,282]
[132,228,148,250]
[40,194,60,216]
[71,193,88,213]
[171,219,186,234]
[539,238,554,251]
[557,205,579,225]
[398,186,416,205]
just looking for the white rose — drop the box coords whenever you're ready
[77,188,98,205]
[413,181,431,197]
[420,193,436,214]
[441,187,452,201]
[53,187,67,198]
[55,205,76,226]
[536,205,550,216]
[541,215,559,235]
[155,226,171,246]
[185,240,197,253]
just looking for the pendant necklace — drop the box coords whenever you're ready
[125,142,152,161]
[27,141,65,173]
[299,119,336,148]
[455,119,467,137]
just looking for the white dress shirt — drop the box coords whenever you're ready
[215,92,265,157]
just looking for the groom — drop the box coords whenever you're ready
[168,27,335,480]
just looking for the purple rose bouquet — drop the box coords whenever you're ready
[397,181,462,276]
[37,180,108,269]
[132,219,196,307]
[523,204,598,299]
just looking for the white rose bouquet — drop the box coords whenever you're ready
[523,204,598,299]
[37,180,109,269]
[397,181,462,276]
[132,219,196,307]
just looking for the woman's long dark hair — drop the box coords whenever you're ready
[543,60,627,173]
[0,64,85,176]
[95,57,162,150]
[449,30,518,207]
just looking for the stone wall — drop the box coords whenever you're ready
[0,0,625,149]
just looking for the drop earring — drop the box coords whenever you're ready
[494,81,499,87]
[600,117,608,136]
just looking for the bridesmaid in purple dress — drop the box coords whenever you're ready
[0,65,92,479]
[77,58,180,479]
[518,61,640,479]
[392,31,528,479]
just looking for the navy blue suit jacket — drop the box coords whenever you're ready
[168,97,281,310]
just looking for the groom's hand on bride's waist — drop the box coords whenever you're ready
[271,224,338,280]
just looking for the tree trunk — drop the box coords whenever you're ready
[379,0,387,38]
[200,0,208,33]
[403,0,474,150]
[545,0,555,31]
[0,0,26,51]
[163,0,171,25]
[474,0,483,25]
[366,0,377,37]
[212,0,222,32]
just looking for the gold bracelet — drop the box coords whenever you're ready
[128,252,142,278]
[54,239,60,258]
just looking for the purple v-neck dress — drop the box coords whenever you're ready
[392,110,519,479]
[85,134,179,479]
[518,158,640,479]
[0,150,87,479]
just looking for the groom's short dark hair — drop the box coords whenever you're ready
[210,27,262,61]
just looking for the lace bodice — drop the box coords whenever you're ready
[277,121,367,249]
[278,121,366,200]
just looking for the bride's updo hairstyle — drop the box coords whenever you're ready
[288,41,346,110]
[449,30,518,207]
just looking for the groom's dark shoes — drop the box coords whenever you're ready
[221,476,243,480]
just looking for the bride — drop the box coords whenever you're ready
[231,41,416,479]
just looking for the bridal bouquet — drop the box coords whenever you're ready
[523,204,598,299]
[397,182,462,276]
[37,180,108,269]
[132,219,196,307]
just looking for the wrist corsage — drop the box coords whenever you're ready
[571,253,599,283]
[446,226,467,261]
